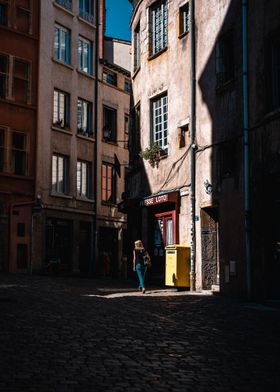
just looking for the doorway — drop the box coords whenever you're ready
[98,227,118,277]
[152,210,176,282]
[201,207,219,289]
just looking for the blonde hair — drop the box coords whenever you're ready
[134,240,144,249]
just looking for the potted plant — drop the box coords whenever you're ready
[139,142,164,168]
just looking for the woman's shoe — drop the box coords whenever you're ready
[142,288,146,294]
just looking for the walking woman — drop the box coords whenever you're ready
[133,240,150,294]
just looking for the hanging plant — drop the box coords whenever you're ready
[139,143,164,168]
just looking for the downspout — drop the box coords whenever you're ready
[190,0,196,291]
[91,0,100,275]
[242,0,251,300]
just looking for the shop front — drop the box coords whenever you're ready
[141,191,180,284]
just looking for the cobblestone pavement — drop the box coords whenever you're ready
[0,274,280,392]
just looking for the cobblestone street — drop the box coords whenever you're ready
[0,274,280,392]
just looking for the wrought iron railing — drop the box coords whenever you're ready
[79,9,94,25]
[55,0,72,12]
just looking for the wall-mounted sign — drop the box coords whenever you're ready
[143,194,169,206]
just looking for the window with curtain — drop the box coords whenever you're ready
[52,154,69,194]
[77,160,91,198]
[53,89,70,129]
[78,36,92,74]
[102,162,116,204]
[77,98,92,136]
[54,24,70,64]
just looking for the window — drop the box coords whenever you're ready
[131,103,141,160]
[134,22,140,71]
[103,106,117,142]
[78,36,92,74]
[0,128,4,171]
[55,0,72,12]
[79,0,94,24]
[124,79,131,93]
[179,3,189,36]
[152,94,168,151]
[216,31,234,88]
[13,59,30,103]
[266,33,280,112]
[0,3,8,26]
[17,223,25,237]
[103,68,117,86]
[53,89,70,129]
[77,160,91,198]
[16,0,31,34]
[149,0,168,56]
[102,162,116,204]
[124,114,129,149]
[52,154,69,194]
[77,98,92,136]
[0,128,28,175]
[11,131,27,175]
[54,25,70,64]
[0,53,8,99]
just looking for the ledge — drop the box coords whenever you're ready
[148,47,168,61]
[51,126,72,135]
[178,31,189,39]
[76,68,96,80]
[76,196,95,204]
[52,1,75,17]
[76,133,95,142]
[77,15,96,29]
[52,58,74,70]
[50,192,73,200]
[132,66,140,80]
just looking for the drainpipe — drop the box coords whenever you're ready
[91,0,100,275]
[242,0,251,300]
[190,0,196,291]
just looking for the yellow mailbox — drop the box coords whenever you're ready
[165,245,190,287]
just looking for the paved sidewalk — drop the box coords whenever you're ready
[0,274,280,392]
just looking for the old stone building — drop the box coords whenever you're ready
[0,0,40,272]
[127,0,280,299]
[96,5,131,278]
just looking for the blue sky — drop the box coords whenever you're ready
[105,0,132,41]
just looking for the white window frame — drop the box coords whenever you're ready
[53,89,70,129]
[77,160,91,198]
[150,0,168,56]
[77,98,92,136]
[78,36,92,74]
[152,93,168,151]
[52,154,69,195]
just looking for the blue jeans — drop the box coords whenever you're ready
[136,263,146,289]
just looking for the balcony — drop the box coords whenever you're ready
[55,0,72,12]
[79,9,94,25]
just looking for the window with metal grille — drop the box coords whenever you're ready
[150,0,168,56]
[134,22,140,71]
[179,2,189,36]
[0,53,8,99]
[266,32,280,112]
[53,89,70,129]
[54,24,70,64]
[77,160,91,198]
[79,0,94,24]
[102,68,117,86]
[102,162,116,204]
[13,59,30,103]
[78,36,92,74]
[52,154,69,194]
[151,94,168,151]
[103,106,117,142]
[215,31,234,88]
[11,131,27,175]
[77,98,92,136]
